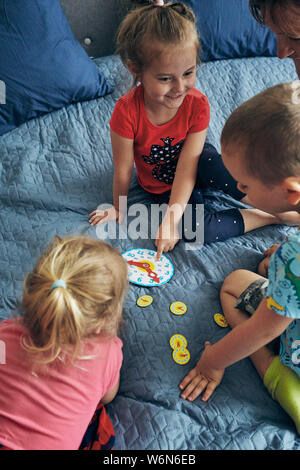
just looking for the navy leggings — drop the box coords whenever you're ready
[150,143,245,244]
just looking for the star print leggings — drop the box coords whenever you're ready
[150,143,246,244]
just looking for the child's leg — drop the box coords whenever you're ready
[221,270,300,434]
[196,143,245,200]
[192,144,281,243]
[263,357,300,434]
[186,197,279,244]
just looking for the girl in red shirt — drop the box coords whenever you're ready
[89,0,288,259]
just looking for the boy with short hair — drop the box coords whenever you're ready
[179,81,300,435]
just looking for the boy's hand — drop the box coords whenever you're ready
[155,220,180,260]
[179,342,225,402]
[263,244,280,258]
[89,207,123,226]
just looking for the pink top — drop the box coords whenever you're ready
[0,318,123,450]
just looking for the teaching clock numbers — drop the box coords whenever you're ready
[122,248,174,287]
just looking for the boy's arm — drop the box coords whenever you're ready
[155,129,207,259]
[180,298,293,402]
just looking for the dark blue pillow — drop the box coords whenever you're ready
[182,0,277,62]
[0,0,113,136]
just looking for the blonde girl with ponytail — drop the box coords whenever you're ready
[0,235,128,450]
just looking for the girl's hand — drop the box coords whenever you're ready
[179,342,225,402]
[89,207,123,226]
[155,220,180,260]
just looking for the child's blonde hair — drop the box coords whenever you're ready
[117,1,200,83]
[21,235,128,364]
[221,81,300,185]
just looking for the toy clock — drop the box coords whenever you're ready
[122,248,174,287]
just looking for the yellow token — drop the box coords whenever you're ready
[170,301,187,316]
[172,347,190,365]
[137,295,153,307]
[214,313,229,328]
[169,334,187,350]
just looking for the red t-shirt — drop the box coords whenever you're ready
[110,85,210,194]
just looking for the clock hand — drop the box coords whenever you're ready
[127,260,161,283]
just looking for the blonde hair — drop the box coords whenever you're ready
[117,1,200,83]
[221,81,300,185]
[21,235,128,365]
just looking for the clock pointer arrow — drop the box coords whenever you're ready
[127,260,161,283]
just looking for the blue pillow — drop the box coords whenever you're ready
[0,0,113,136]
[182,0,277,62]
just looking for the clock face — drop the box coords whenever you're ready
[122,248,174,287]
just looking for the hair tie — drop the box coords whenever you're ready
[51,279,66,291]
[153,0,164,5]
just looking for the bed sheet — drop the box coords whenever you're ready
[0,54,299,449]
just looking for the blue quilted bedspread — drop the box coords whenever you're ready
[0,54,300,450]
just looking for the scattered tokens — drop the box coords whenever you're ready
[122,248,174,287]
[136,295,153,307]
[169,334,190,365]
[214,313,229,328]
[170,301,187,316]
[172,347,190,365]
[169,334,187,350]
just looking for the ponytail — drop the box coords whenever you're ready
[117,1,200,79]
[21,236,128,365]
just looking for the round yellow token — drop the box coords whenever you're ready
[172,347,190,365]
[136,295,153,307]
[214,313,229,328]
[169,334,187,350]
[170,301,187,316]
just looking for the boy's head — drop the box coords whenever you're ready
[221,81,300,214]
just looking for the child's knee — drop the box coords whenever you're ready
[221,269,251,293]
[221,269,263,303]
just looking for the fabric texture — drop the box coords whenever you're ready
[0,318,122,450]
[181,0,277,62]
[110,85,210,193]
[0,0,113,136]
[266,231,300,378]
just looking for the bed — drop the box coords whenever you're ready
[0,0,300,450]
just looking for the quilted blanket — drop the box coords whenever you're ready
[0,54,300,450]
